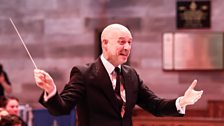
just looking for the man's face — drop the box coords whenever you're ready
[105,30,132,66]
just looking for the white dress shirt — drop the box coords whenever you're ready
[100,55,126,103]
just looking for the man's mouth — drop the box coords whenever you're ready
[120,53,129,58]
[120,52,128,56]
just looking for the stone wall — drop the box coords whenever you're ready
[0,0,224,110]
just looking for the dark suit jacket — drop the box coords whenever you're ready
[0,71,11,96]
[39,58,183,126]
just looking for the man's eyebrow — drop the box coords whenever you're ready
[118,37,132,40]
[118,37,125,39]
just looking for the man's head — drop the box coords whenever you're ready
[101,24,133,67]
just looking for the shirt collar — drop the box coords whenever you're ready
[100,54,121,74]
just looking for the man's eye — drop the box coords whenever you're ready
[119,41,126,45]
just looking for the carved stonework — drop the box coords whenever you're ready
[176,0,211,29]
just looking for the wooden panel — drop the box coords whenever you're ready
[133,117,224,126]
[208,100,224,118]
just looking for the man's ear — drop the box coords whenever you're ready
[102,39,108,49]
[102,39,108,48]
[102,39,108,45]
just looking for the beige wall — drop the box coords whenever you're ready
[0,0,224,111]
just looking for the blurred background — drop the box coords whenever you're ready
[0,0,224,126]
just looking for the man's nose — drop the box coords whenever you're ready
[124,43,131,50]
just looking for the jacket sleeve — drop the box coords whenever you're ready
[134,70,184,117]
[39,66,86,116]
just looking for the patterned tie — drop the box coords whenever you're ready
[114,67,125,116]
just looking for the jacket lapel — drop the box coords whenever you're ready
[121,65,134,117]
[94,58,122,113]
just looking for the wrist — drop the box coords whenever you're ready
[46,84,56,94]
[46,87,54,94]
[179,96,186,108]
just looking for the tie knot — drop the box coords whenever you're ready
[114,67,121,74]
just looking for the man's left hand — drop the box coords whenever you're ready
[179,80,203,107]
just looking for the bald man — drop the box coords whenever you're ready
[34,24,203,126]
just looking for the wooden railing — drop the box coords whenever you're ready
[74,100,224,125]
[132,100,224,126]
[133,117,224,126]
[208,100,224,118]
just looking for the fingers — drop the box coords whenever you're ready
[34,69,51,88]
[182,79,203,106]
[34,69,45,82]
[197,90,203,99]
[34,69,44,87]
[188,79,197,90]
[34,69,50,80]
[34,69,56,93]
[192,90,203,104]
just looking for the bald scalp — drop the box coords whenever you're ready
[101,24,131,43]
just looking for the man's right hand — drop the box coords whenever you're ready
[34,69,56,94]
